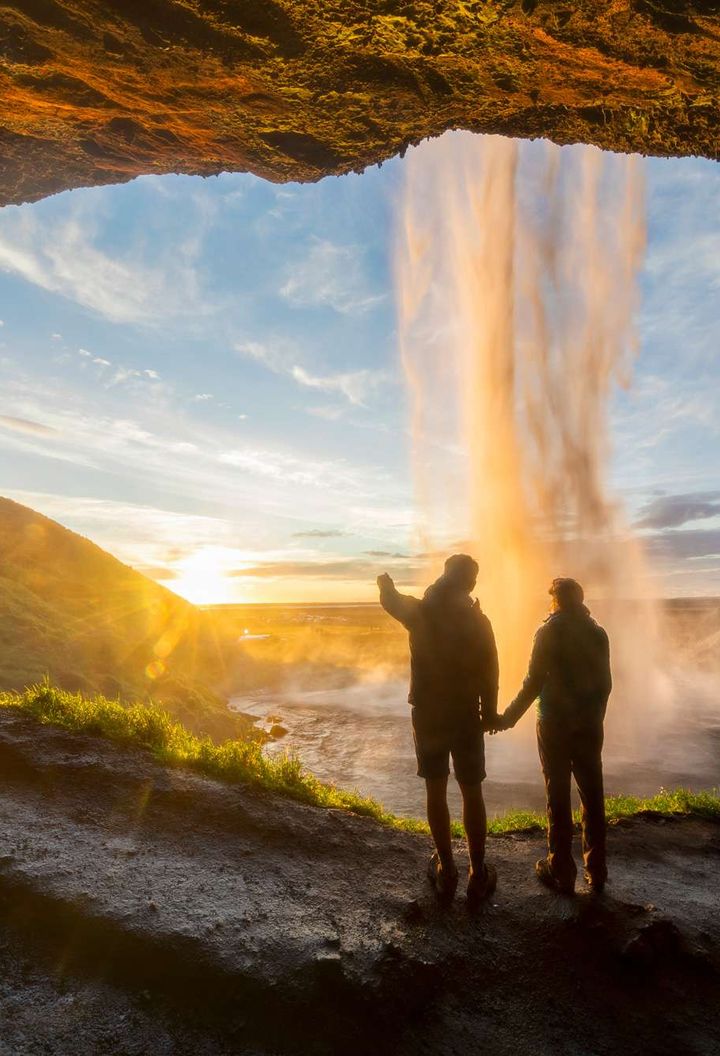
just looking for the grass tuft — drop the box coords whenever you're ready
[1,682,719,837]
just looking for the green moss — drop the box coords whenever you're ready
[486,790,720,837]
[0,681,423,829]
[4,0,720,210]
[2,682,719,838]
[603,787,720,823]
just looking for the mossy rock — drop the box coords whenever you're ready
[1,0,719,205]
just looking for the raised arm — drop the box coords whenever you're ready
[377,573,421,630]
[503,625,549,728]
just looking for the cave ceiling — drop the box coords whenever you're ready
[0,1,718,206]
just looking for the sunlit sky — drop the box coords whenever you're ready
[0,133,718,602]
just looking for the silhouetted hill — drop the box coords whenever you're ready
[0,498,250,740]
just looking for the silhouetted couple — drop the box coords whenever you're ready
[378,555,611,906]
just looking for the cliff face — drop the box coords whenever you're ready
[1,1,718,206]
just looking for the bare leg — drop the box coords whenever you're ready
[460,782,487,874]
[425,776,454,871]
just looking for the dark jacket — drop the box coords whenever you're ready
[505,606,611,728]
[379,576,499,723]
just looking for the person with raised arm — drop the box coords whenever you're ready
[377,554,499,907]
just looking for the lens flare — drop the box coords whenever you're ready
[145,658,166,680]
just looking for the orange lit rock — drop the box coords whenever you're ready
[0,1,718,205]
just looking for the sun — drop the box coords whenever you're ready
[170,547,237,605]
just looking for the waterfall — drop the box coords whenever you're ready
[395,132,668,751]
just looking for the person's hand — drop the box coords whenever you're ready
[485,712,512,735]
[377,572,394,590]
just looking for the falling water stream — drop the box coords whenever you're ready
[395,131,673,760]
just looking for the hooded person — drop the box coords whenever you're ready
[496,578,612,895]
[377,555,499,906]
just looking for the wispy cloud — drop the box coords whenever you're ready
[290,365,383,406]
[635,491,720,530]
[644,528,720,561]
[0,364,406,536]
[0,205,208,326]
[0,414,58,437]
[71,348,163,392]
[645,232,720,292]
[0,487,411,601]
[305,405,346,422]
[280,238,386,315]
[0,489,238,575]
[218,447,364,490]
[292,528,347,539]
[235,340,285,372]
[230,556,422,581]
[235,339,387,407]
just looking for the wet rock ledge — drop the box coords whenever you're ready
[1,1,719,207]
[0,708,719,1055]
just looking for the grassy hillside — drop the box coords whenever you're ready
[0,498,252,741]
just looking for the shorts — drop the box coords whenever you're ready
[411,706,486,785]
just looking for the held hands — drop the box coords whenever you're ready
[484,711,514,735]
[376,572,394,590]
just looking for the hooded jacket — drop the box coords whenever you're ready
[379,575,499,723]
[504,605,611,728]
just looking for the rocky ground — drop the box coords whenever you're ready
[1,1,719,207]
[0,707,718,1056]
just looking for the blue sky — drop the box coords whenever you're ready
[0,132,718,601]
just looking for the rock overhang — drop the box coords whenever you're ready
[0,0,718,206]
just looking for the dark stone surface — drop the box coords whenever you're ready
[0,708,719,1053]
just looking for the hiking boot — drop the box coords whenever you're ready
[466,862,497,909]
[427,852,458,903]
[535,858,575,896]
[584,869,607,895]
